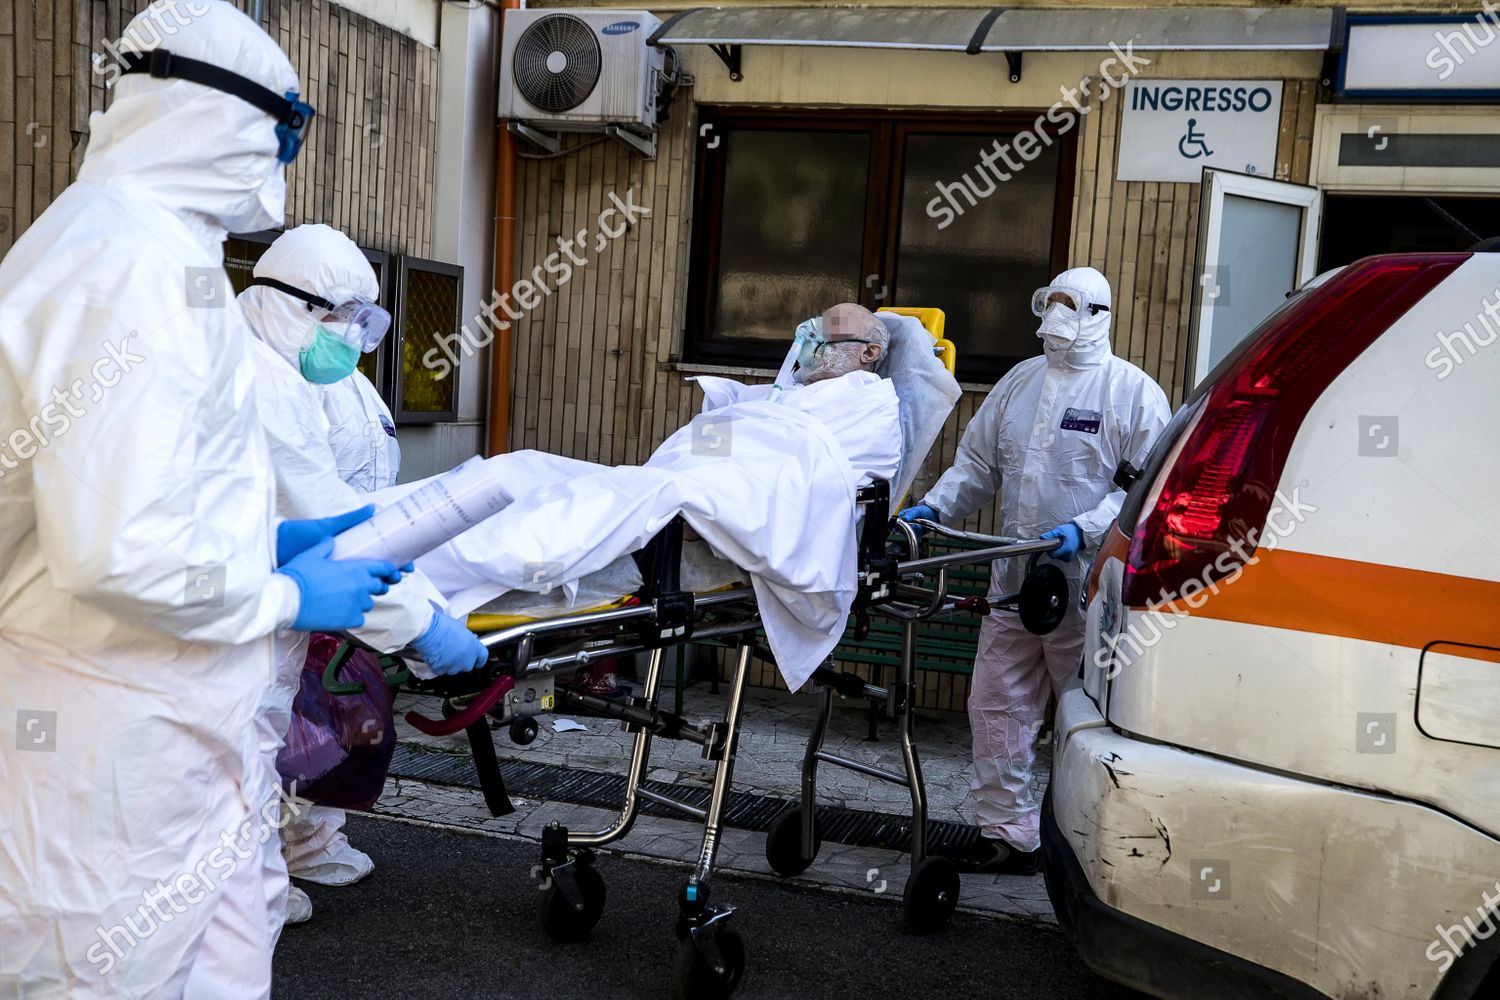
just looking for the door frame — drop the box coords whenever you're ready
[1187,168,1322,392]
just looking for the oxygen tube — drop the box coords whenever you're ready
[768,318,819,403]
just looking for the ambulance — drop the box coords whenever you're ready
[1044,249,1500,999]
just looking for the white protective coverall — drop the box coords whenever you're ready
[0,5,301,997]
[921,266,1171,852]
[238,225,446,900]
[321,370,399,493]
[402,370,902,691]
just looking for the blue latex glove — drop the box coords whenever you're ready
[277,506,377,568]
[1041,522,1084,561]
[897,504,939,536]
[276,537,399,631]
[410,611,490,676]
[897,504,939,524]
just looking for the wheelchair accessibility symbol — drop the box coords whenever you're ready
[1178,118,1214,159]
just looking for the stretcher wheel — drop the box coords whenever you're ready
[672,927,745,1000]
[903,855,959,933]
[537,864,606,942]
[1018,563,1069,636]
[510,716,539,746]
[764,807,821,877]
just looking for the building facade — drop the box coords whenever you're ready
[500,1,1500,702]
[5,1,1496,705]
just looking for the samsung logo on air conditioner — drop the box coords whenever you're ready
[602,20,640,35]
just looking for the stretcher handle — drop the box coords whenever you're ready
[897,536,1061,577]
[910,520,1028,547]
[405,674,515,737]
[322,641,365,695]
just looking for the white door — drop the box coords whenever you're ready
[1187,169,1321,391]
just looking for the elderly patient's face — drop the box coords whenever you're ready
[800,303,886,385]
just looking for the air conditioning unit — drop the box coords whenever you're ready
[498,9,674,157]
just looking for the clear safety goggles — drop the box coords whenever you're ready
[807,336,878,360]
[120,50,314,164]
[1030,285,1110,318]
[250,276,392,351]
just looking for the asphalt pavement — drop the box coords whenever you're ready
[272,814,1140,999]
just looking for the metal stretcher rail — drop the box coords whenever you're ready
[897,535,1060,577]
[477,588,755,650]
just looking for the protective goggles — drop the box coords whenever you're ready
[250,276,392,351]
[1030,285,1110,318]
[120,50,314,164]
[809,336,878,358]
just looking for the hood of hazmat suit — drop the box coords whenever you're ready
[240,223,379,370]
[0,4,300,996]
[922,266,1172,597]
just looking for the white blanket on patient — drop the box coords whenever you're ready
[393,371,901,691]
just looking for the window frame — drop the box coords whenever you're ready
[391,254,464,425]
[356,245,395,402]
[684,106,1078,380]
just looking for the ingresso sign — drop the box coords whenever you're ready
[1116,79,1284,183]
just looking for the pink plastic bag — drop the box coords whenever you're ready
[276,633,397,812]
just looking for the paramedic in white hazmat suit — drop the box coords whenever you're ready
[901,266,1170,873]
[0,5,401,996]
[239,223,488,925]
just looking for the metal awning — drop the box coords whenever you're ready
[649,6,1337,82]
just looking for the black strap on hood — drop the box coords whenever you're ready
[120,50,306,132]
[247,275,335,313]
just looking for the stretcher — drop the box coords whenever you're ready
[357,311,1064,998]
[371,481,1065,1000]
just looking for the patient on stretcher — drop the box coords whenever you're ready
[388,303,959,691]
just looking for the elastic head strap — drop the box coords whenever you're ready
[119,50,303,129]
[248,275,336,312]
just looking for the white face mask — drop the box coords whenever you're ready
[1037,303,1080,352]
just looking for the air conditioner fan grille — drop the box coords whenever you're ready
[513,14,602,114]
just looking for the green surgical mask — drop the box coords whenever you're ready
[298,324,361,384]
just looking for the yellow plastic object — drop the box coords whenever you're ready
[462,582,748,634]
[878,306,957,512]
[878,306,955,375]
[466,596,636,633]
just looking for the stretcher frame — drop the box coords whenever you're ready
[387,481,1064,999]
